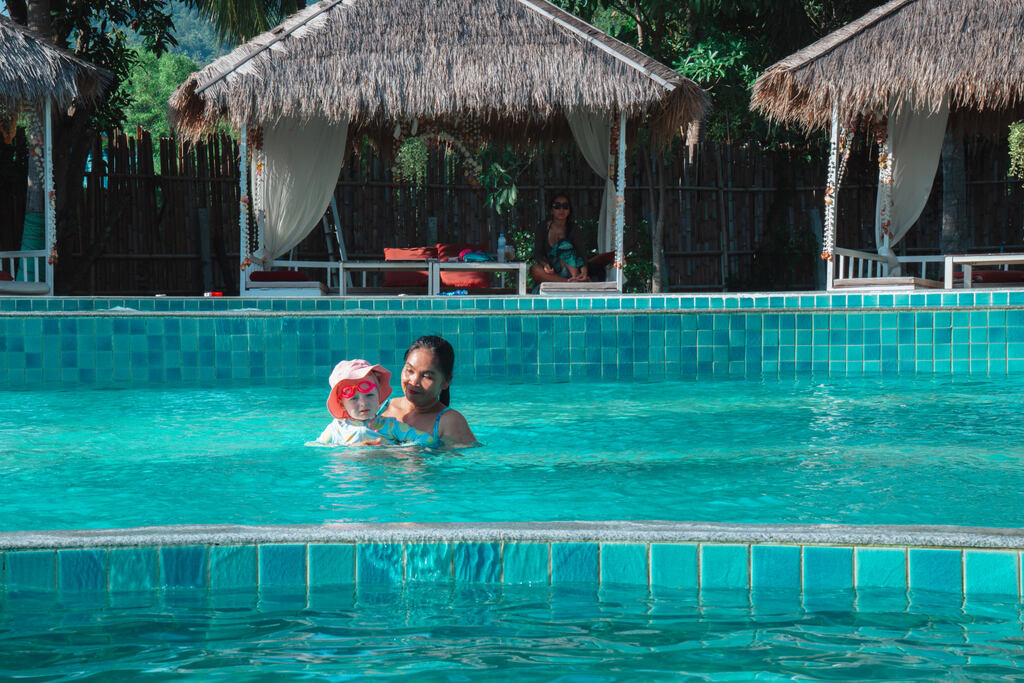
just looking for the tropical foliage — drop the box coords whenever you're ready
[121,48,198,137]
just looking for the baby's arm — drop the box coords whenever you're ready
[306,421,340,447]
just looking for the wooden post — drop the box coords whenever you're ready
[614,111,626,292]
[43,97,54,294]
[238,125,249,295]
[715,149,728,291]
[824,101,840,290]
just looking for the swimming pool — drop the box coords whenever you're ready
[3,292,1024,678]
[2,375,1023,529]
[2,584,1022,679]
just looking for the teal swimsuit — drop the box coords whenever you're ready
[377,398,450,447]
[547,239,584,279]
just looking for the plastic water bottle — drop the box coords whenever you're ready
[497,233,507,262]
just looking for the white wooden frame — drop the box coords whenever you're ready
[0,250,51,294]
[944,253,1024,289]
[828,247,945,289]
[255,259,530,296]
[433,261,528,295]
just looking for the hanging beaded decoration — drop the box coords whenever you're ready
[822,121,853,261]
[252,140,266,265]
[875,119,894,243]
[611,116,624,271]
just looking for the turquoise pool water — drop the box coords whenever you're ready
[2,375,1023,530]
[1,585,1022,680]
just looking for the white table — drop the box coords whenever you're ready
[259,259,528,295]
[431,261,529,295]
[943,253,1024,288]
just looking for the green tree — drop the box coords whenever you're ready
[5,0,176,283]
[122,48,199,137]
[553,0,886,145]
[184,0,300,44]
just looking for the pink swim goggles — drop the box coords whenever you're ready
[338,380,378,399]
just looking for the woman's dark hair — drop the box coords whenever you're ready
[534,192,578,265]
[405,335,454,406]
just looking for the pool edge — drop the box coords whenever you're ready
[3,520,1023,549]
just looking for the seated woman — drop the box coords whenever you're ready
[530,193,591,284]
[378,335,478,449]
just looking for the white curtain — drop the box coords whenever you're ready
[875,98,949,262]
[567,111,615,253]
[261,115,349,261]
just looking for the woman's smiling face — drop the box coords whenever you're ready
[401,349,450,406]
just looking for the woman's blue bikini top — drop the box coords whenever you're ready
[377,398,450,447]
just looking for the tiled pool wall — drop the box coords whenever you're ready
[2,291,1024,385]
[3,524,1023,599]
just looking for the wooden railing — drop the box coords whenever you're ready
[0,250,51,295]
[828,248,945,289]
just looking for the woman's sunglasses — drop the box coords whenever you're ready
[551,202,570,210]
[338,380,378,399]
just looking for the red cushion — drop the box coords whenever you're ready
[440,270,491,288]
[383,247,436,287]
[973,269,1024,283]
[0,271,11,282]
[249,269,311,282]
[432,243,490,288]
[436,243,487,262]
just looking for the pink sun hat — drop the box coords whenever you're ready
[326,359,392,419]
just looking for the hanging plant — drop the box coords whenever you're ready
[393,136,429,189]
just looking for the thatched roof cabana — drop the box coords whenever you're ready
[751,0,1024,133]
[0,14,110,111]
[0,14,110,297]
[749,0,1024,288]
[169,0,708,295]
[169,0,707,146]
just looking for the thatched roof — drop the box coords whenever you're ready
[169,0,708,146]
[0,14,110,111]
[751,0,1024,132]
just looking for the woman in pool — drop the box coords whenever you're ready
[378,335,478,448]
[530,192,590,284]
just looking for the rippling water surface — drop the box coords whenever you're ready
[2,375,1023,529]
[1,586,1023,680]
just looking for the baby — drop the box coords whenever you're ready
[309,359,401,447]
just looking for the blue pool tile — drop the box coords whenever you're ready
[406,543,452,583]
[855,548,906,590]
[751,545,800,590]
[308,545,355,586]
[552,543,599,584]
[600,544,648,586]
[963,551,1018,598]
[909,548,962,595]
[803,547,853,593]
[259,545,307,587]
[452,543,501,583]
[209,546,258,589]
[701,545,748,590]
[6,550,56,591]
[357,543,403,584]
[109,548,159,591]
[161,546,207,589]
[58,549,107,591]
[650,544,698,589]
[502,543,549,585]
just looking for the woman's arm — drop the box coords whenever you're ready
[439,409,478,448]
